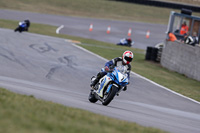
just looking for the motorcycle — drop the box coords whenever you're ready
[14,20,30,33]
[88,65,129,106]
[116,38,134,47]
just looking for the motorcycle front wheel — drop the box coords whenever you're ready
[102,85,118,106]
[14,27,19,32]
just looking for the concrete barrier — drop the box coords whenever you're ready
[161,41,200,81]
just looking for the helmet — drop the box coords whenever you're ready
[127,38,132,41]
[122,50,134,65]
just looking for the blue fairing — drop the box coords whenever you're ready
[98,78,106,93]
[107,67,128,87]
[106,84,112,93]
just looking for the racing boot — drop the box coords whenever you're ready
[90,72,106,90]
[90,77,99,90]
[90,72,103,89]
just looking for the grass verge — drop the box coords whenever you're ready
[0,0,199,25]
[0,88,167,133]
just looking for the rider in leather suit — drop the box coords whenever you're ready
[90,50,134,91]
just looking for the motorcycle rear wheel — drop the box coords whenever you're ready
[88,91,98,103]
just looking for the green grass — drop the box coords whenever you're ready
[0,88,167,133]
[0,0,199,24]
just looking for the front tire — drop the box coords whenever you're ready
[88,91,98,103]
[14,27,19,32]
[102,86,118,106]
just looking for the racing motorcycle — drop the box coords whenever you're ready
[116,38,134,47]
[88,65,129,106]
[14,20,30,33]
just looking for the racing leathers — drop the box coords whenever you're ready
[90,57,131,90]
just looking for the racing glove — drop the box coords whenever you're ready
[105,66,110,71]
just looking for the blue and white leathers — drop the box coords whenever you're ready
[19,22,27,28]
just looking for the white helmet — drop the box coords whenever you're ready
[122,50,134,65]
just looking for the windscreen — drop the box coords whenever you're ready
[116,65,128,75]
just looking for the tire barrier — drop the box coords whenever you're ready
[150,47,158,61]
[145,46,153,61]
[145,46,161,62]
[113,0,200,12]
[156,47,163,62]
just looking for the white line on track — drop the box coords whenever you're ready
[56,25,64,34]
[71,42,200,105]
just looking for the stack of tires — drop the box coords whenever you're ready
[145,46,160,62]
[156,48,163,62]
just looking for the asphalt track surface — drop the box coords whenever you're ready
[0,10,200,133]
[0,28,200,133]
[0,9,167,50]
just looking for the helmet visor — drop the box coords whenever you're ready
[125,56,132,62]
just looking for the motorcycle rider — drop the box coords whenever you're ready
[90,50,134,91]
[14,19,31,32]
[126,38,132,46]
[117,38,133,46]
[24,19,30,29]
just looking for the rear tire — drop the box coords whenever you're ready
[88,91,98,103]
[102,86,117,106]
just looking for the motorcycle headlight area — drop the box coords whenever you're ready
[117,72,128,83]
